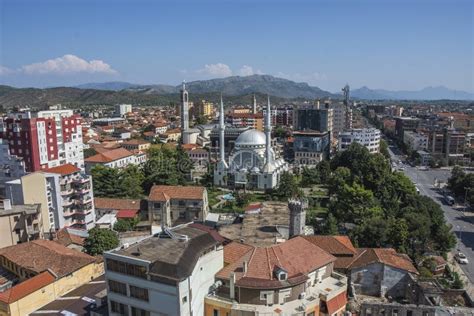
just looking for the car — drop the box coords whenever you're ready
[455,252,468,264]
[444,195,455,206]
[398,167,405,171]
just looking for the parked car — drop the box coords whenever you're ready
[455,252,468,264]
[444,195,455,206]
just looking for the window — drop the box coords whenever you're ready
[182,296,187,304]
[108,280,127,295]
[110,300,128,315]
[213,310,219,316]
[129,285,149,301]
[131,307,149,316]
[153,202,161,209]
[106,259,147,279]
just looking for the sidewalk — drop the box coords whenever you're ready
[447,252,474,303]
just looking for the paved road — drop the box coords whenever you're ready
[388,145,474,284]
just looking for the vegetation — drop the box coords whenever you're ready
[91,144,194,198]
[113,218,140,232]
[325,143,456,259]
[448,166,474,206]
[84,228,119,256]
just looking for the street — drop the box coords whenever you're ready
[387,145,474,284]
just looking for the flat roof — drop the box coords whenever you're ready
[0,204,40,216]
[109,225,220,280]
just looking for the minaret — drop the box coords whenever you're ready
[218,95,228,169]
[180,81,189,142]
[263,96,273,172]
[252,94,257,114]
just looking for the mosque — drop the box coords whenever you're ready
[213,96,288,191]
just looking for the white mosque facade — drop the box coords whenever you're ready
[214,97,288,191]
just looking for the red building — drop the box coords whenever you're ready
[0,110,84,172]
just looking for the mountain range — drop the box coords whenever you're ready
[0,75,472,108]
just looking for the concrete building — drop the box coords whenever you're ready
[148,185,209,227]
[115,104,132,117]
[0,240,103,316]
[395,117,419,141]
[205,237,348,316]
[0,139,27,196]
[104,223,224,316]
[404,131,429,151]
[120,139,151,152]
[0,200,42,249]
[227,112,264,131]
[214,97,288,191]
[338,128,381,153]
[329,102,348,138]
[4,164,95,233]
[293,130,331,166]
[293,102,333,134]
[198,99,215,118]
[0,110,84,173]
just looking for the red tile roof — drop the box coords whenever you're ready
[350,248,418,274]
[223,242,254,264]
[94,197,141,210]
[44,164,81,175]
[148,185,206,201]
[85,148,134,163]
[0,271,56,304]
[116,209,139,219]
[303,235,356,256]
[189,223,228,244]
[0,240,96,278]
[217,237,336,289]
[325,290,347,315]
[55,228,85,247]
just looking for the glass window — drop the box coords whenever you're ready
[131,307,150,316]
[129,285,149,301]
[110,300,128,315]
[108,280,127,295]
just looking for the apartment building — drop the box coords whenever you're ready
[394,117,419,141]
[148,185,209,226]
[0,110,84,173]
[0,199,42,249]
[329,103,348,138]
[120,139,151,152]
[227,113,264,131]
[0,240,103,316]
[0,139,27,195]
[338,128,381,153]
[205,237,348,316]
[4,164,95,233]
[404,131,428,151]
[293,130,331,166]
[85,148,145,173]
[115,104,133,117]
[293,103,333,134]
[198,100,215,118]
[104,223,224,316]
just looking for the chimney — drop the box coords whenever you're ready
[3,199,12,211]
[243,261,248,273]
[229,272,236,300]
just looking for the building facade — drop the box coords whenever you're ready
[293,102,333,133]
[293,131,331,166]
[404,131,428,151]
[0,200,42,249]
[338,128,381,153]
[104,224,224,316]
[0,110,84,172]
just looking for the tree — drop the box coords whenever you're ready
[316,160,331,184]
[322,213,338,235]
[119,165,144,198]
[194,115,208,125]
[91,165,122,197]
[84,148,98,158]
[379,139,390,159]
[84,228,119,256]
[274,172,301,199]
[301,167,320,187]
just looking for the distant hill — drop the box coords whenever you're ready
[352,86,474,100]
[75,81,139,91]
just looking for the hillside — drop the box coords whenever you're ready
[351,86,474,100]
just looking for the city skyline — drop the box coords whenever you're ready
[0,0,473,92]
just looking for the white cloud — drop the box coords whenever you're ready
[238,65,264,76]
[21,54,118,75]
[198,63,233,77]
[0,65,14,75]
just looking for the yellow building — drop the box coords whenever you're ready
[200,100,214,118]
[0,240,103,316]
[0,201,43,249]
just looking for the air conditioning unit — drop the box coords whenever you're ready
[298,292,306,300]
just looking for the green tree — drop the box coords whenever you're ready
[91,165,122,197]
[274,172,301,199]
[84,228,119,256]
[380,139,390,159]
[119,165,144,198]
[301,167,320,187]
[322,213,338,235]
[84,148,97,158]
[316,160,331,184]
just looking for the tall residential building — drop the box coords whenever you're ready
[329,103,347,138]
[114,104,132,117]
[293,102,333,134]
[342,84,353,130]
[394,117,419,141]
[293,130,331,166]
[104,223,224,316]
[226,112,264,131]
[338,128,381,153]
[4,164,95,235]
[198,99,214,118]
[404,131,428,151]
[0,110,84,173]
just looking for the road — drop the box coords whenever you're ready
[387,145,474,284]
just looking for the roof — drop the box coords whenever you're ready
[85,148,134,163]
[349,248,418,274]
[216,237,336,289]
[235,129,266,147]
[110,225,220,281]
[149,185,206,201]
[122,139,150,145]
[116,209,139,219]
[55,228,86,247]
[303,236,357,256]
[326,290,347,315]
[0,240,96,278]
[0,271,56,304]
[222,242,254,264]
[44,163,81,175]
[94,197,141,210]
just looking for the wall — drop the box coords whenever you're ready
[0,215,17,248]
[350,263,384,296]
[21,173,51,232]
[382,266,410,299]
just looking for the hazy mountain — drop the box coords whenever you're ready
[352,86,474,100]
[75,81,138,91]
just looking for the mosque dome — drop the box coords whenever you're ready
[235,129,266,147]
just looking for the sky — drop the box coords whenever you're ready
[0,0,473,92]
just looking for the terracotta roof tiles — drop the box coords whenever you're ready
[349,248,418,274]
[0,271,56,304]
[94,197,141,210]
[148,185,206,201]
[85,148,134,163]
[44,164,81,175]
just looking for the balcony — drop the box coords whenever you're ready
[26,226,40,235]
[63,199,74,207]
[73,175,90,184]
[61,188,75,196]
[75,187,91,195]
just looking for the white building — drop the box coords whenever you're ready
[338,128,381,153]
[214,97,288,190]
[404,131,428,151]
[84,148,146,174]
[104,223,223,316]
[115,104,132,117]
[329,102,347,138]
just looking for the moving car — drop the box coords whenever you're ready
[455,252,469,264]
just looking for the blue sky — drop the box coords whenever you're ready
[0,0,473,92]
